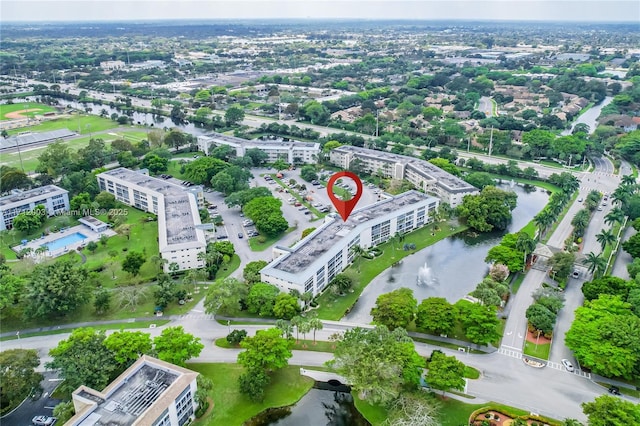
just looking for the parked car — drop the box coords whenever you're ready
[294,202,302,207]
[32,416,57,426]
[561,359,575,372]
[608,386,621,395]
[216,235,228,240]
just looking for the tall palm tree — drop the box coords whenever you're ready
[621,174,637,186]
[582,251,607,277]
[571,209,591,236]
[349,244,366,272]
[534,209,554,239]
[612,185,633,207]
[595,229,616,251]
[516,232,537,272]
[309,318,323,344]
[275,319,293,340]
[605,207,626,227]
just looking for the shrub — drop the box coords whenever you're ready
[226,329,248,345]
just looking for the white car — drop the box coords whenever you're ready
[32,416,57,426]
[561,359,575,372]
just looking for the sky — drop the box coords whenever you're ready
[1,0,639,23]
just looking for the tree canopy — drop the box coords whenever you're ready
[153,326,204,367]
[328,326,424,405]
[0,349,43,412]
[457,186,517,232]
[370,288,418,330]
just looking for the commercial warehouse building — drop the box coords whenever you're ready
[329,145,478,207]
[197,132,320,164]
[0,185,69,231]
[260,190,438,296]
[67,356,199,426]
[97,168,206,272]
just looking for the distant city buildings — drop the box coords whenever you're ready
[197,132,320,164]
[261,190,438,296]
[0,185,69,231]
[97,168,206,272]
[67,356,199,426]
[99,60,126,70]
[329,145,478,207]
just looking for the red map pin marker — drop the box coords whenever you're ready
[327,171,363,222]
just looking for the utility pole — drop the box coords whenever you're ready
[489,126,494,156]
[568,154,572,168]
[467,136,471,153]
[375,109,379,137]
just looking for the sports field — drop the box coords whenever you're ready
[0,130,148,172]
[0,103,57,120]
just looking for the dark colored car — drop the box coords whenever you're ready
[237,233,243,239]
[608,386,621,395]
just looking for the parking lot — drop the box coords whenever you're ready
[166,167,385,269]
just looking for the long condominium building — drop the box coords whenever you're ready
[67,356,199,426]
[261,190,438,296]
[197,132,320,164]
[329,145,478,207]
[97,168,206,272]
[0,185,69,231]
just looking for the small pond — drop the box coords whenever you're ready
[246,383,370,426]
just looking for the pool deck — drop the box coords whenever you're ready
[12,224,116,260]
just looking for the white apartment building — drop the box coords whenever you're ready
[67,356,199,426]
[261,191,438,296]
[329,145,478,207]
[197,132,320,164]
[0,185,69,231]
[97,168,206,272]
[99,60,126,70]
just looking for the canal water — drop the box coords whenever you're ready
[247,386,370,426]
[18,97,211,136]
[561,96,613,136]
[344,183,549,324]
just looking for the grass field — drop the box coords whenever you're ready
[524,341,551,360]
[189,363,315,426]
[0,103,57,120]
[0,129,148,172]
[7,114,118,136]
[0,320,170,342]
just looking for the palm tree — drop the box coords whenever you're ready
[298,320,312,347]
[612,185,633,207]
[582,251,607,277]
[291,316,304,343]
[621,174,637,186]
[309,318,323,344]
[349,244,366,272]
[595,229,616,251]
[534,209,554,239]
[571,209,591,236]
[516,232,537,272]
[605,207,626,227]
[275,319,293,339]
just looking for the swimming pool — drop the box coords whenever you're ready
[42,232,87,251]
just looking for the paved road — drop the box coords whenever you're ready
[1,371,61,426]
[478,96,495,117]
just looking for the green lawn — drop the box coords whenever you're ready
[464,366,480,379]
[523,341,551,360]
[189,363,315,426]
[595,381,640,398]
[0,320,170,342]
[511,273,526,294]
[7,114,118,136]
[0,129,148,173]
[215,337,335,353]
[315,221,468,320]
[166,160,189,180]
[0,103,56,120]
[248,227,295,251]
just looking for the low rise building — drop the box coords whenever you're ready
[197,132,320,164]
[260,191,438,296]
[97,168,206,272]
[67,356,199,426]
[329,145,478,207]
[99,60,126,70]
[0,185,69,231]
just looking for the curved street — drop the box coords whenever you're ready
[2,84,637,422]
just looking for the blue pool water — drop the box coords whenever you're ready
[42,232,87,251]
